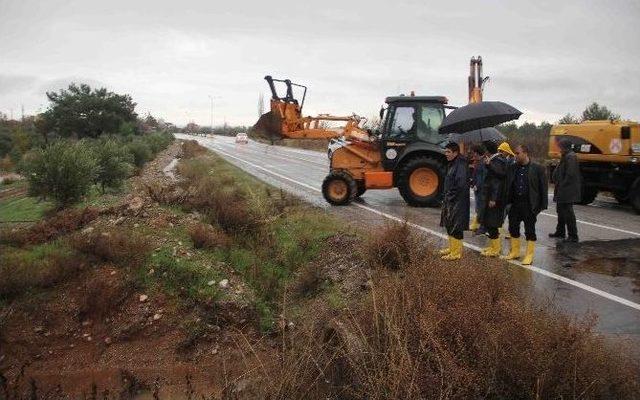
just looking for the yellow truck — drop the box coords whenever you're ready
[548,120,640,213]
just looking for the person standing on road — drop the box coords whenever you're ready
[550,139,581,242]
[469,144,487,234]
[503,144,548,265]
[480,140,508,257]
[498,141,516,239]
[439,141,470,261]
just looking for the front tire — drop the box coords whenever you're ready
[322,171,357,205]
[397,156,444,207]
[355,181,366,198]
[631,184,640,214]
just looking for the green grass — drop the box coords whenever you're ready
[175,149,346,331]
[140,247,223,304]
[0,195,52,222]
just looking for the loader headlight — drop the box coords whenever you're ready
[631,157,638,163]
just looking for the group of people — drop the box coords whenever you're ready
[439,138,580,265]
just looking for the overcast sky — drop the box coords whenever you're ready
[1,0,639,127]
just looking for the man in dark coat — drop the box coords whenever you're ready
[439,141,470,261]
[550,139,581,242]
[479,140,508,257]
[503,144,548,265]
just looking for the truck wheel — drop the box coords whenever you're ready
[355,181,366,198]
[322,171,357,205]
[579,186,598,205]
[631,186,640,214]
[613,190,628,204]
[397,156,444,207]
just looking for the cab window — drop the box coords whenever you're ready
[385,106,416,139]
[417,105,444,144]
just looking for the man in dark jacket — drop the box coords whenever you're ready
[550,139,581,242]
[439,141,470,260]
[480,140,507,257]
[503,144,548,265]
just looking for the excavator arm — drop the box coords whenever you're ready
[253,76,371,142]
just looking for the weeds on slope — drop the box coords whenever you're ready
[247,222,640,399]
[151,142,342,330]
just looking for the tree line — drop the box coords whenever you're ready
[1,83,175,207]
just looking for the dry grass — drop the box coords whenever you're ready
[363,221,423,270]
[71,229,152,268]
[0,206,99,246]
[246,222,640,399]
[78,274,135,321]
[188,222,232,250]
[181,140,208,159]
[0,244,83,301]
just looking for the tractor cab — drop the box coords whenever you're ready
[378,96,449,171]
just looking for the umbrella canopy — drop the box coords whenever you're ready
[447,127,505,145]
[439,101,522,134]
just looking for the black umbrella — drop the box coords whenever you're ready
[447,127,505,144]
[439,101,522,134]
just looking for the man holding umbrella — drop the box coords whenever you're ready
[439,141,470,260]
[438,99,523,256]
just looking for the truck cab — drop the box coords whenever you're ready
[376,96,450,206]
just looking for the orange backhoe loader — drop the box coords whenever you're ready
[252,57,488,206]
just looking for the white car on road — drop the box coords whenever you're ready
[235,132,248,144]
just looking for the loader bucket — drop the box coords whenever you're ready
[250,111,283,142]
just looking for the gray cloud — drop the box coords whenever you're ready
[0,0,638,125]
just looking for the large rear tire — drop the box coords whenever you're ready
[631,184,640,215]
[322,171,357,206]
[355,181,366,198]
[579,186,598,205]
[397,156,444,207]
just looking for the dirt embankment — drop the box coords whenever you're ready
[1,141,639,400]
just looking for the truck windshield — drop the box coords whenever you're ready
[384,103,444,144]
[417,105,444,144]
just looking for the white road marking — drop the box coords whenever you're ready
[204,142,640,312]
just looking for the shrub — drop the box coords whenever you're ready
[0,244,82,301]
[0,155,14,172]
[71,229,152,268]
[126,139,152,168]
[211,189,263,236]
[181,140,207,159]
[364,221,420,270]
[188,223,232,250]
[21,140,97,207]
[145,132,174,154]
[89,137,134,192]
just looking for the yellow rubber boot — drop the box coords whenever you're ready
[442,238,462,260]
[469,216,479,231]
[438,236,452,255]
[521,241,535,265]
[501,237,521,260]
[483,238,501,257]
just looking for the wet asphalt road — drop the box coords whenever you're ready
[177,134,640,345]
